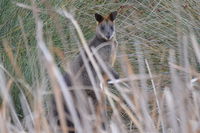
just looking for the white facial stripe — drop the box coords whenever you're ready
[109,31,115,39]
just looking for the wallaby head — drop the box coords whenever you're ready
[95,11,117,41]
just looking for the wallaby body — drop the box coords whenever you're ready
[51,11,119,133]
[68,11,119,87]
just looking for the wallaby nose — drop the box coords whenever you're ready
[106,34,111,39]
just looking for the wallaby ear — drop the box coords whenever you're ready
[95,13,104,23]
[108,11,118,21]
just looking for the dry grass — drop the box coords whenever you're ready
[0,0,200,133]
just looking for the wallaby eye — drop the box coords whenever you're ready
[101,26,105,31]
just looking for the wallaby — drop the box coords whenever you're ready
[51,11,119,133]
[67,11,119,87]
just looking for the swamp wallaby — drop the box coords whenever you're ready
[51,11,119,133]
[66,11,119,87]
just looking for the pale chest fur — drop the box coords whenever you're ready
[89,36,118,64]
[92,40,117,64]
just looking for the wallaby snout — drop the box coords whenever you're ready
[106,34,111,40]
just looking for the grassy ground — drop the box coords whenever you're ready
[0,0,200,133]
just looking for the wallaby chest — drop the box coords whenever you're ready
[89,37,117,63]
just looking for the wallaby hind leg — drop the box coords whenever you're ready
[51,96,75,133]
[50,72,76,133]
